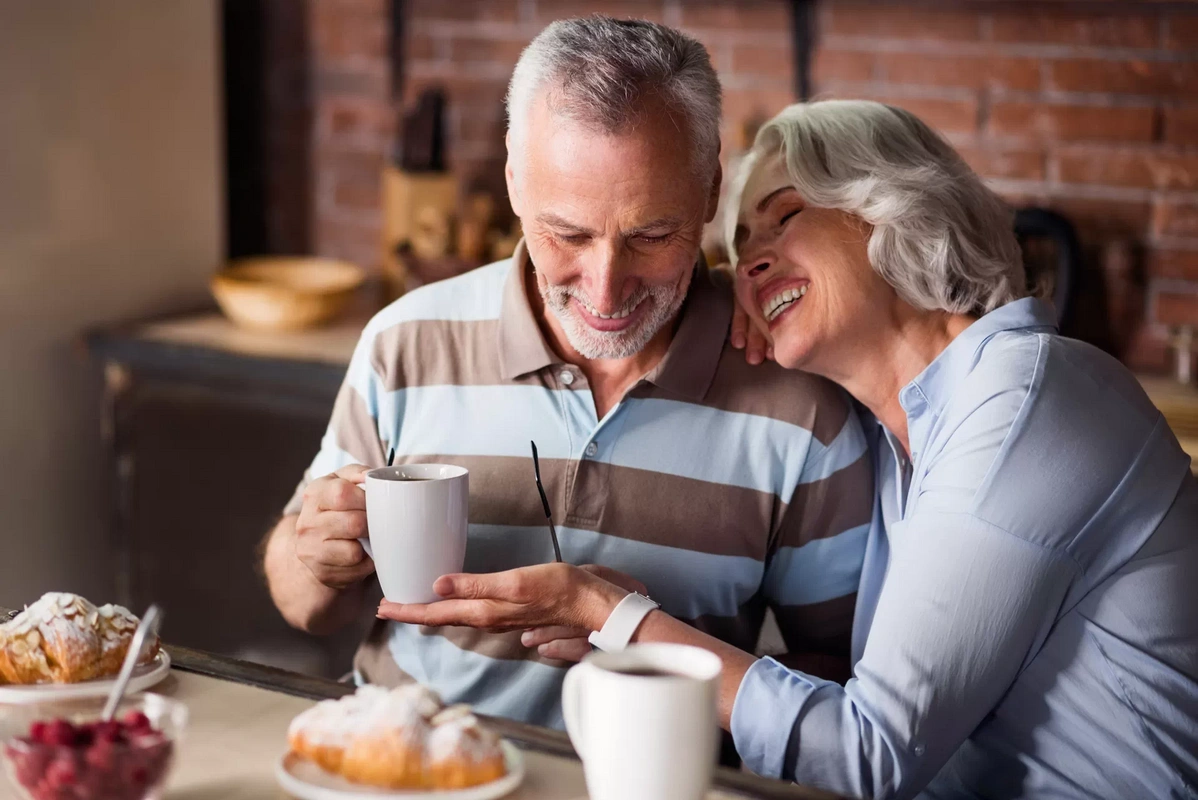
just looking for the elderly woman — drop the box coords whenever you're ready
[378,100,1198,799]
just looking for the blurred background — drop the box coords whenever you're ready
[2,0,1196,678]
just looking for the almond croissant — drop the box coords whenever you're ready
[0,592,159,685]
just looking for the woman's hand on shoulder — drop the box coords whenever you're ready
[714,262,774,365]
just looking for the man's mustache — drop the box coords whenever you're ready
[542,284,651,318]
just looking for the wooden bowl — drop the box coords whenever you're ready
[211,257,366,331]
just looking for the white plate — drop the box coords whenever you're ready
[275,740,524,800]
[0,650,171,704]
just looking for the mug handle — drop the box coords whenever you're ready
[561,662,590,760]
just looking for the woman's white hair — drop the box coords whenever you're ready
[727,100,1026,316]
[505,16,721,181]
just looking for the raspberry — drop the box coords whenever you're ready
[92,721,123,744]
[12,746,52,785]
[120,711,151,733]
[28,721,49,744]
[43,720,77,748]
[13,753,42,788]
[44,754,78,788]
[84,739,115,772]
[34,776,56,800]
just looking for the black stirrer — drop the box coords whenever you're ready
[530,441,563,562]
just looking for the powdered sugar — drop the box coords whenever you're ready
[290,684,503,767]
[0,593,155,686]
[1,593,139,649]
[426,706,501,764]
[290,684,445,747]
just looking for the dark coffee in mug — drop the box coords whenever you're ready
[610,666,684,678]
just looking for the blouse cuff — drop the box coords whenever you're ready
[731,656,828,780]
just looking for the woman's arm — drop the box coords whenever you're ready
[376,564,758,729]
[379,515,1075,800]
[731,511,1077,798]
[380,513,1076,799]
[616,608,758,729]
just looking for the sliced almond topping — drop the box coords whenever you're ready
[431,704,474,726]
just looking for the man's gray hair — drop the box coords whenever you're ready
[728,100,1026,316]
[506,16,722,180]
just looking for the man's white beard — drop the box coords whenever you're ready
[540,280,686,360]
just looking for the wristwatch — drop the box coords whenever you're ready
[587,592,661,653]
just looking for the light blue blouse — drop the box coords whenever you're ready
[732,298,1198,799]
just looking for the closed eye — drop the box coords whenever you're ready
[637,233,671,245]
[779,209,801,227]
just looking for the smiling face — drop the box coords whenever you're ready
[732,152,895,375]
[507,92,719,361]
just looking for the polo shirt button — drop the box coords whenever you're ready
[585,442,598,458]
[913,743,925,757]
[559,370,575,386]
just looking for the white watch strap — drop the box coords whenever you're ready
[587,593,660,653]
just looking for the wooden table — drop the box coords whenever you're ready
[0,640,838,800]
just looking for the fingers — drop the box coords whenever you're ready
[730,302,749,350]
[520,626,588,648]
[432,572,513,601]
[435,564,564,603]
[312,538,369,568]
[305,508,368,541]
[745,324,771,365]
[333,464,371,484]
[296,530,374,586]
[536,636,592,662]
[301,552,375,590]
[377,600,441,626]
[304,472,367,513]
[378,599,520,629]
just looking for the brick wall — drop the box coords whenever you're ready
[298,0,1198,371]
[307,0,395,271]
[811,1,1198,369]
[402,0,797,195]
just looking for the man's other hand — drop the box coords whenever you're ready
[295,465,375,589]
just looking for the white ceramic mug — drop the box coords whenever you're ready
[562,643,722,800]
[363,464,469,604]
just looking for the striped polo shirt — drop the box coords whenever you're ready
[284,241,873,729]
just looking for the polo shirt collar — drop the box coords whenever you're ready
[901,297,1058,420]
[498,239,558,381]
[644,262,731,401]
[497,239,730,401]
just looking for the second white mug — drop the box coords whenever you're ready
[362,463,468,604]
[562,643,722,800]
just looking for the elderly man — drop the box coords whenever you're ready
[261,17,871,730]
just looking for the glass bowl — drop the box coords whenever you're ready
[0,693,187,800]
